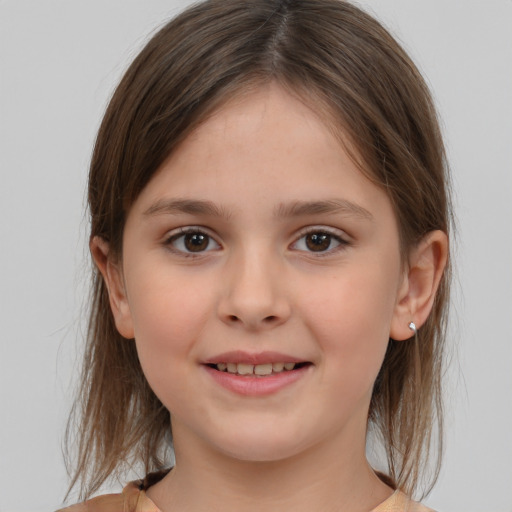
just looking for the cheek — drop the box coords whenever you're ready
[302,263,400,387]
[125,269,214,390]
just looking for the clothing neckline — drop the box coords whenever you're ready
[130,472,416,512]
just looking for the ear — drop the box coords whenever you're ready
[390,230,448,341]
[90,236,135,339]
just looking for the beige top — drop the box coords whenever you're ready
[58,481,435,512]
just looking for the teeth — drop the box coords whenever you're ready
[254,363,273,376]
[215,362,298,375]
[272,362,285,372]
[237,363,254,375]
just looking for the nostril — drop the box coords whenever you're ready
[228,315,239,322]
[264,315,277,323]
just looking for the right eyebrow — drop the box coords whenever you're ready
[143,198,233,220]
[274,199,374,221]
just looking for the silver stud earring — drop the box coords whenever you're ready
[408,322,417,334]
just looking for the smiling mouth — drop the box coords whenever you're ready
[207,362,311,376]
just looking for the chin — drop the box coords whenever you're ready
[220,444,302,464]
[207,424,312,463]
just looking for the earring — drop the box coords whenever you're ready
[408,322,417,334]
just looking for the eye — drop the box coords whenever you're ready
[292,229,347,254]
[166,228,221,254]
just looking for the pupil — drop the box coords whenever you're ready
[185,233,208,252]
[306,233,330,251]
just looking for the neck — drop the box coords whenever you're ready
[147,422,393,512]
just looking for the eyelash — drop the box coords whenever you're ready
[164,227,221,257]
[163,226,350,257]
[291,227,350,257]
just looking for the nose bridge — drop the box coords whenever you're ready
[218,241,290,329]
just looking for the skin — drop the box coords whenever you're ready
[93,84,447,512]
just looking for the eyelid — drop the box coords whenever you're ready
[290,226,351,255]
[161,225,350,257]
[163,226,222,256]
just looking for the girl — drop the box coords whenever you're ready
[62,0,451,510]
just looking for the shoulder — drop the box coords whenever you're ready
[56,482,161,512]
[372,490,437,512]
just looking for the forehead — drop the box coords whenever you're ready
[129,83,393,227]
[167,86,354,173]
[200,81,362,160]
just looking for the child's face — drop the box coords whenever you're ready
[113,84,408,463]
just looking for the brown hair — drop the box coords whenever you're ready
[67,0,452,500]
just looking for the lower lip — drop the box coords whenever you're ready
[204,365,310,396]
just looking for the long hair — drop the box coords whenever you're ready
[67,0,452,500]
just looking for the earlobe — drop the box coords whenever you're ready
[90,236,135,339]
[390,230,448,341]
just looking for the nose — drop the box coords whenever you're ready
[217,248,291,331]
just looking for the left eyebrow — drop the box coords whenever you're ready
[274,199,374,221]
[143,198,233,220]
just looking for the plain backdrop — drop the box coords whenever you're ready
[1,1,511,511]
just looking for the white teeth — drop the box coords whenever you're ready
[237,363,254,375]
[254,363,273,376]
[215,362,299,375]
[272,362,285,372]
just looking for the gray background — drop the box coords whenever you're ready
[1,1,511,511]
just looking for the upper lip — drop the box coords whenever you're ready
[203,350,308,365]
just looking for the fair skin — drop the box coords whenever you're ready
[93,84,447,512]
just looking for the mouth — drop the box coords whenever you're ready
[206,361,311,377]
[202,351,312,395]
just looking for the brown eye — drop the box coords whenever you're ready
[305,233,332,252]
[292,230,345,254]
[167,229,220,254]
[184,232,209,252]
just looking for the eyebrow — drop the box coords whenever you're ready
[143,198,373,221]
[143,198,233,219]
[274,199,374,221]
